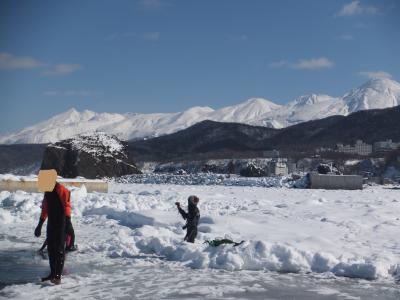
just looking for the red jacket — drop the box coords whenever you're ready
[40,183,71,220]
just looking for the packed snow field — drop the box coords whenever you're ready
[1,183,400,299]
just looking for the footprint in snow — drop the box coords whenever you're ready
[275,204,288,208]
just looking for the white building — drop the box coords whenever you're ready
[269,159,288,176]
[373,139,400,153]
[337,140,372,156]
[354,140,373,156]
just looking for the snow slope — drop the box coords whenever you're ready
[256,94,342,128]
[1,78,399,143]
[1,183,400,298]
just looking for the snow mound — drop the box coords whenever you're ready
[124,228,379,280]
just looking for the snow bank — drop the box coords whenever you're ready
[0,173,103,182]
[118,226,380,280]
[0,190,42,223]
[0,174,37,181]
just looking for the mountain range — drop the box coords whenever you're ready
[1,105,400,174]
[129,105,400,162]
[1,77,399,144]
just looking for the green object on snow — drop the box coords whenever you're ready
[204,239,244,247]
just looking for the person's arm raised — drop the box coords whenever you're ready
[175,202,188,219]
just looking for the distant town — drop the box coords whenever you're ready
[257,139,400,179]
[317,139,400,156]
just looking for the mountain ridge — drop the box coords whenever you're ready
[128,105,400,162]
[1,77,399,144]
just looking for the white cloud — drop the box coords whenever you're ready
[138,0,171,11]
[293,57,334,70]
[336,1,378,17]
[359,70,392,79]
[338,34,354,40]
[142,32,160,41]
[44,90,102,97]
[0,52,81,76]
[43,91,59,96]
[268,60,289,68]
[228,34,248,41]
[270,57,334,70]
[105,32,136,41]
[0,52,44,69]
[106,32,160,42]
[43,64,82,76]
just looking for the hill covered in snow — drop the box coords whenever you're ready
[1,78,399,144]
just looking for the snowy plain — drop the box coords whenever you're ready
[1,182,400,299]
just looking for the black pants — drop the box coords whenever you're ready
[184,226,197,243]
[47,229,65,277]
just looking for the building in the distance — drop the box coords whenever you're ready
[373,139,400,153]
[269,159,288,176]
[337,140,372,156]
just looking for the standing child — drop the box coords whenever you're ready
[175,195,200,243]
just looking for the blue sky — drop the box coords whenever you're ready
[0,0,399,133]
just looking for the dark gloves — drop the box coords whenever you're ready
[175,202,180,207]
[34,218,45,237]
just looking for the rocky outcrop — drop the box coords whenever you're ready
[41,133,141,178]
[153,159,273,177]
[239,164,267,177]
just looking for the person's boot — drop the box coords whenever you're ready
[66,244,78,252]
[51,275,61,285]
[51,251,65,285]
[57,253,65,275]
[41,273,54,282]
[43,252,56,282]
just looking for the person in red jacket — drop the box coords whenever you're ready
[34,182,71,285]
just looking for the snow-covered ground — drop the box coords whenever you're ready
[1,183,400,299]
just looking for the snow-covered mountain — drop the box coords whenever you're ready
[1,78,399,144]
[0,98,280,144]
[255,94,341,128]
[256,78,400,128]
[341,77,400,113]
